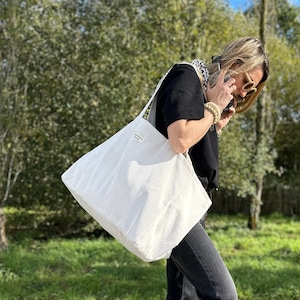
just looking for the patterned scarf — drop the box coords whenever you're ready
[191,59,210,89]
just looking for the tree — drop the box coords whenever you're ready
[1,0,299,241]
[248,0,300,227]
[219,0,300,226]
[0,0,30,249]
[245,0,269,229]
[0,0,266,236]
[271,0,300,186]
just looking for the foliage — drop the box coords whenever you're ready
[268,37,300,184]
[274,0,300,46]
[220,1,300,198]
[1,0,252,215]
[0,0,28,206]
[0,0,299,235]
[5,206,101,240]
[0,214,299,299]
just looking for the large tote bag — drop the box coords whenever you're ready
[61,64,212,262]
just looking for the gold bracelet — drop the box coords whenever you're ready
[204,102,221,124]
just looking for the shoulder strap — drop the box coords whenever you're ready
[140,65,173,122]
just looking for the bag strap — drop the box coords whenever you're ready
[139,67,172,119]
[143,62,202,126]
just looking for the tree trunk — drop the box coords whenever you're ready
[248,178,263,230]
[0,207,8,250]
[248,92,266,229]
[248,0,267,230]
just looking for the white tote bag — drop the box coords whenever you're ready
[61,64,212,262]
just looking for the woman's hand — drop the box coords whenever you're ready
[215,106,236,133]
[206,69,236,112]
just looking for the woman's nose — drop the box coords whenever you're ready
[239,89,247,98]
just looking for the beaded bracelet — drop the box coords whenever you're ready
[204,102,221,124]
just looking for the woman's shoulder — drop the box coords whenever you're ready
[170,62,198,75]
[162,62,200,87]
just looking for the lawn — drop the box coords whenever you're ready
[0,214,299,299]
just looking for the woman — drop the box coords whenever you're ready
[153,37,269,299]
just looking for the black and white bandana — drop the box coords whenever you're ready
[192,59,209,89]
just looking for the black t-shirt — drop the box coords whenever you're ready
[155,63,219,191]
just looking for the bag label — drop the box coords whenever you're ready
[134,133,144,143]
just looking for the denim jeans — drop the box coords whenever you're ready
[166,221,238,300]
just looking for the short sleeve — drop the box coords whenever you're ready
[157,64,205,130]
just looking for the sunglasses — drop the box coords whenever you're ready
[242,72,257,95]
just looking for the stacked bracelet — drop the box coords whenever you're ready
[204,102,221,124]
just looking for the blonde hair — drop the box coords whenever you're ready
[208,37,269,113]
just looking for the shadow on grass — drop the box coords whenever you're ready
[1,237,299,300]
[232,258,300,299]
[10,259,299,300]
[4,265,165,299]
[0,239,166,300]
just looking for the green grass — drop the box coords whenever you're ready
[206,215,300,300]
[0,214,299,299]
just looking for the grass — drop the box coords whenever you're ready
[206,215,300,300]
[0,214,299,299]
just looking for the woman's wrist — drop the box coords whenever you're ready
[204,102,221,125]
[215,123,222,135]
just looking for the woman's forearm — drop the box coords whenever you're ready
[167,110,214,153]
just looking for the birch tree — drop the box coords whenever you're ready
[0,1,28,249]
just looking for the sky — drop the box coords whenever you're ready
[229,0,300,11]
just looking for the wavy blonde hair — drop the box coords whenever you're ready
[208,37,269,113]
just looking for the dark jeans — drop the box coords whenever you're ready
[166,221,238,300]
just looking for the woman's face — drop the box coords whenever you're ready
[232,67,264,103]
